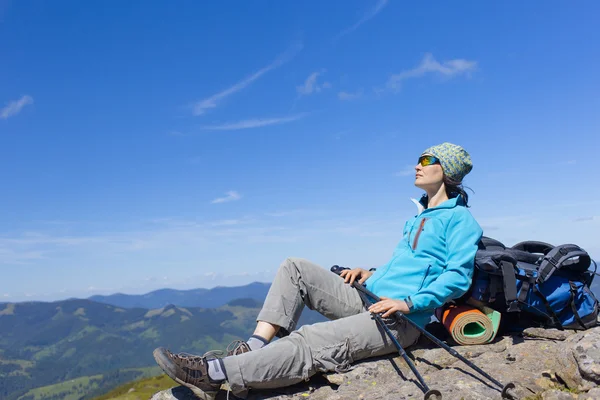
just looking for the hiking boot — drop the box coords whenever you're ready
[153,347,221,400]
[226,340,251,356]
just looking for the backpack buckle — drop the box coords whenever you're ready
[507,301,520,312]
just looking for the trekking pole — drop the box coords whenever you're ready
[330,266,442,399]
[356,282,442,399]
[331,265,518,400]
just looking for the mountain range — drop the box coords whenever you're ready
[88,282,271,309]
[89,273,600,308]
[0,283,326,400]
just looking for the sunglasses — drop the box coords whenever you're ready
[418,155,441,167]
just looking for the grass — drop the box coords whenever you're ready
[522,382,582,400]
[31,344,59,361]
[0,303,16,315]
[0,357,33,378]
[140,327,159,339]
[0,358,34,368]
[19,374,100,400]
[18,367,162,400]
[92,373,174,400]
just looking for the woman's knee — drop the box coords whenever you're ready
[279,257,317,279]
[281,257,306,269]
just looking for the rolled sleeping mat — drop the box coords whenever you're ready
[435,304,501,346]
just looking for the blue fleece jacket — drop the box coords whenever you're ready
[365,195,483,327]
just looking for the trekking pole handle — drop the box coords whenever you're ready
[330,265,349,275]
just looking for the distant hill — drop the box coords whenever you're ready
[88,281,326,335]
[0,292,326,400]
[0,298,261,400]
[88,282,271,309]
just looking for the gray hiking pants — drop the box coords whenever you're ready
[222,258,421,396]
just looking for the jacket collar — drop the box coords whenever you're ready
[411,194,464,215]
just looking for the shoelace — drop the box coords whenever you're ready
[203,349,226,360]
[226,340,247,355]
[171,350,211,369]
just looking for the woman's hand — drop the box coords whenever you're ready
[339,268,373,286]
[368,297,410,317]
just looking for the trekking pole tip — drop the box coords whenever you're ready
[501,382,518,399]
[424,389,442,400]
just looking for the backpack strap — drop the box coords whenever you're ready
[567,281,588,330]
[538,244,591,283]
[516,270,535,304]
[499,258,520,312]
[479,236,506,250]
[488,276,501,302]
[532,284,563,329]
[512,241,554,254]
[509,249,544,265]
[510,241,554,265]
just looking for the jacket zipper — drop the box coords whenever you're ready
[370,214,429,287]
[412,218,427,250]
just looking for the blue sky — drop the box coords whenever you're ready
[1,1,599,302]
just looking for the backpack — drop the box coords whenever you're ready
[462,236,599,330]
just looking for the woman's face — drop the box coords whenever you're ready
[414,155,444,190]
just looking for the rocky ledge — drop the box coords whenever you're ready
[152,325,600,400]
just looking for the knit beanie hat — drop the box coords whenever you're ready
[422,142,473,182]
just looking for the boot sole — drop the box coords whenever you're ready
[153,348,219,400]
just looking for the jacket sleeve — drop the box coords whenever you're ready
[407,209,482,312]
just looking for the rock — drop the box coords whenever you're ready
[572,329,600,385]
[152,326,600,400]
[541,389,577,400]
[578,388,600,399]
[523,327,572,341]
[557,329,600,392]
[151,386,196,399]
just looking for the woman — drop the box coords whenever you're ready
[153,142,483,400]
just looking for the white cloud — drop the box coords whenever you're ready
[201,113,306,131]
[338,90,363,101]
[4,201,600,302]
[191,41,303,116]
[0,246,45,264]
[210,219,248,226]
[335,0,389,40]
[0,95,34,120]
[574,216,597,222]
[264,210,303,218]
[211,191,241,204]
[386,53,477,91]
[395,166,415,177]
[297,70,331,96]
